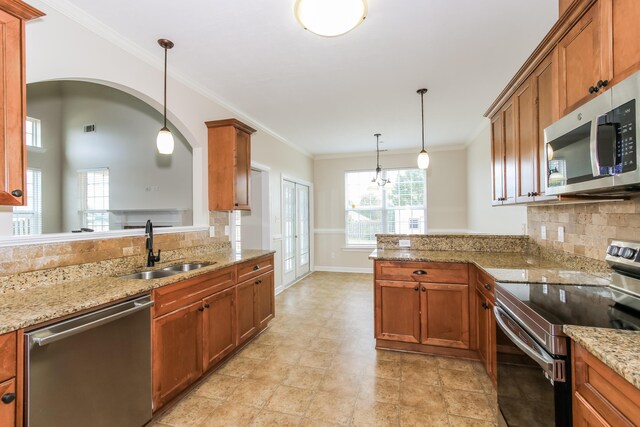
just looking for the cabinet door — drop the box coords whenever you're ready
[152,301,203,409]
[234,129,251,210]
[0,378,15,427]
[421,283,469,349]
[256,272,275,329]
[503,100,517,204]
[236,279,257,345]
[491,112,505,205]
[573,393,610,427]
[0,10,26,206]
[203,288,236,371]
[558,2,610,116]
[476,288,489,367]
[610,0,640,84]
[375,280,420,343]
[515,79,536,203]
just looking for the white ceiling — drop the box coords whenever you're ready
[60,0,557,156]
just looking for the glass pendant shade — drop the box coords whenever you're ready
[294,0,367,37]
[547,144,554,161]
[417,150,430,169]
[157,127,174,155]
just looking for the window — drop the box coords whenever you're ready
[233,210,242,252]
[345,168,426,246]
[26,117,41,148]
[79,168,110,231]
[13,168,42,235]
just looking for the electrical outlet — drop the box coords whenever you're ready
[542,284,548,295]
[209,226,215,238]
[559,289,566,304]
[541,225,547,240]
[399,239,411,248]
[224,225,229,236]
[558,226,565,242]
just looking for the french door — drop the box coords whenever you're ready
[282,179,310,287]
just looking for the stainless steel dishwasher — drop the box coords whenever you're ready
[25,295,153,427]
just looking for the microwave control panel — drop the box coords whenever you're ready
[613,99,636,173]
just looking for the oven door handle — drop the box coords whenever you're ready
[493,306,557,380]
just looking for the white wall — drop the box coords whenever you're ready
[20,0,314,289]
[314,149,468,272]
[466,122,527,234]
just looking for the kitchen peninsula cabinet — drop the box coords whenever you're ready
[374,261,474,357]
[475,268,497,384]
[206,119,256,211]
[0,1,43,206]
[0,331,17,426]
[151,255,275,411]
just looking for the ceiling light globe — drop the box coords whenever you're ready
[294,0,367,37]
[417,150,430,170]
[157,127,174,155]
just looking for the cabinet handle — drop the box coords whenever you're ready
[1,393,15,404]
[484,283,491,291]
[204,303,210,309]
[10,189,22,197]
[481,302,488,310]
[198,307,205,312]
[597,79,609,89]
[412,270,427,275]
[414,286,419,291]
[234,203,239,207]
[253,265,260,271]
[421,287,426,292]
[588,85,599,94]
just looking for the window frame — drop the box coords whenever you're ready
[344,167,427,248]
[26,117,42,148]
[13,168,42,236]
[78,168,110,232]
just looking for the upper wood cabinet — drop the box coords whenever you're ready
[490,98,516,205]
[0,1,43,206]
[609,0,640,84]
[206,118,256,211]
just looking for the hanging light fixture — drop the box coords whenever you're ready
[294,0,367,37]
[156,38,175,155]
[371,133,390,187]
[416,88,430,169]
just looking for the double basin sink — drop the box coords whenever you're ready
[119,262,215,280]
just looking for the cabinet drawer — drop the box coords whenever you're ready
[237,255,274,283]
[476,268,495,301]
[153,267,236,318]
[0,332,16,382]
[375,261,468,284]
[0,378,15,427]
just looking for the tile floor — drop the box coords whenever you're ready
[152,272,498,427]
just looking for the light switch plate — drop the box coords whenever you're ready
[209,226,215,238]
[541,225,547,240]
[399,239,411,248]
[558,226,565,242]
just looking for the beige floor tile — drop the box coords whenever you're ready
[359,377,401,404]
[306,391,356,426]
[439,367,485,392]
[399,406,449,427]
[401,363,441,387]
[298,350,334,369]
[194,374,243,400]
[240,343,275,360]
[399,383,447,412]
[199,401,260,427]
[352,399,400,427]
[442,388,496,421]
[264,385,315,416]
[437,356,477,372]
[318,371,362,397]
[251,410,302,427]
[448,415,498,426]
[247,360,291,383]
[227,378,278,408]
[361,359,402,380]
[158,395,220,427]
[300,418,344,427]
[307,337,342,354]
[216,356,261,378]
[283,365,327,390]
[270,346,304,365]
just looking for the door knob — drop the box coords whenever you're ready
[414,286,419,291]
[421,287,426,292]
[597,79,609,89]
[10,189,22,197]
[588,85,599,94]
[204,303,210,309]
[1,393,15,404]
[198,307,205,312]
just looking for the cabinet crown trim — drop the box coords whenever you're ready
[205,118,256,134]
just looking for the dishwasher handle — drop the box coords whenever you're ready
[32,299,153,348]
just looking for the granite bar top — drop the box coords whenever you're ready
[564,326,640,389]
[369,249,611,286]
[0,249,274,335]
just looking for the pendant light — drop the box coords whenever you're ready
[157,38,175,155]
[294,0,367,37]
[416,88,430,169]
[371,133,390,187]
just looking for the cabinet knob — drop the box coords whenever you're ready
[588,85,599,94]
[10,189,22,197]
[597,79,609,89]
[481,302,488,310]
[412,270,427,275]
[253,265,260,271]
[421,287,426,292]
[204,303,210,309]
[234,203,239,207]
[414,286,419,291]
[198,307,205,312]
[1,393,15,404]
[484,283,491,291]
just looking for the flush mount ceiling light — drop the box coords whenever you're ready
[371,133,390,187]
[157,38,175,155]
[294,0,367,37]
[416,88,430,170]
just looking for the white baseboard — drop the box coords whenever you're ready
[313,266,373,274]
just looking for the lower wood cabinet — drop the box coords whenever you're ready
[572,341,640,426]
[152,255,275,412]
[475,287,496,384]
[421,282,469,349]
[0,378,16,427]
[375,280,421,343]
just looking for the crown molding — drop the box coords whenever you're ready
[313,144,468,160]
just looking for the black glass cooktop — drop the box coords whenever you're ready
[496,282,640,331]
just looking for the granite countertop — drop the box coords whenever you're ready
[0,249,274,335]
[369,248,611,286]
[564,326,640,389]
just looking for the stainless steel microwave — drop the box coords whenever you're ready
[544,71,640,196]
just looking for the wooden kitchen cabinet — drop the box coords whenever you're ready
[206,118,256,211]
[0,1,43,206]
[256,270,275,329]
[475,269,497,384]
[202,287,236,370]
[375,280,421,343]
[609,0,640,85]
[572,341,640,426]
[421,283,469,349]
[236,277,258,345]
[491,112,505,205]
[491,98,516,205]
[152,301,203,409]
[0,378,16,427]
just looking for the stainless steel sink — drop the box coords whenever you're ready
[119,270,181,280]
[162,262,214,272]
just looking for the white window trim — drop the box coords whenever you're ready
[26,117,42,148]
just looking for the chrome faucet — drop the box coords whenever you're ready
[145,220,161,267]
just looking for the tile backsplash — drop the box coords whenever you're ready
[527,197,640,261]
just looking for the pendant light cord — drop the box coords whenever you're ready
[163,46,168,128]
[420,91,425,151]
[376,135,380,168]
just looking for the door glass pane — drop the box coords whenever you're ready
[283,181,296,274]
